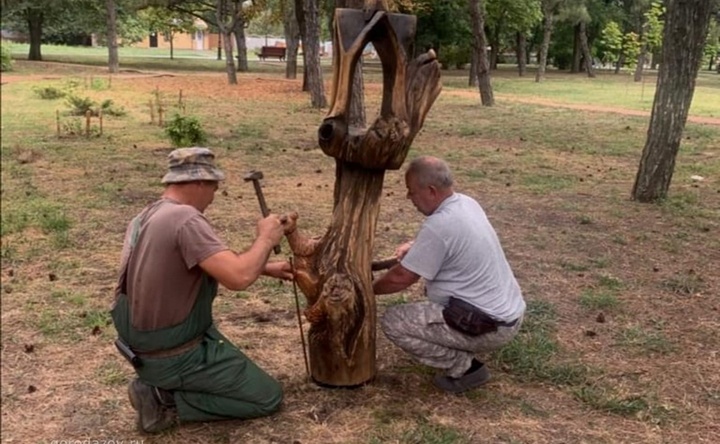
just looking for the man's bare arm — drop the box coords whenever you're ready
[373,264,420,295]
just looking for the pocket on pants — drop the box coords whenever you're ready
[422,302,447,326]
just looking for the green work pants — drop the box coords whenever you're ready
[136,326,283,422]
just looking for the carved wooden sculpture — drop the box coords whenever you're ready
[286,0,441,387]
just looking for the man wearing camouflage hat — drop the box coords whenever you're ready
[111,147,292,434]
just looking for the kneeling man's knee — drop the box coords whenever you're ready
[256,378,283,416]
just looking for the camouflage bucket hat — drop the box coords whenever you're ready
[161,147,226,184]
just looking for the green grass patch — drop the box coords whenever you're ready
[368,417,469,444]
[520,173,575,194]
[492,299,589,386]
[579,289,620,310]
[574,385,673,424]
[615,325,675,355]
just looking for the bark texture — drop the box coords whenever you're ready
[469,48,479,86]
[580,21,595,78]
[234,17,249,72]
[535,1,554,82]
[469,0,494,105]
[287,2,441,387]
[304,0,327,107]
[571,24,581,73]
[632,0,714,202]
[294,0,309,91]
[516,32,527,77]
[283,0,301,79]
[27,9,43,61]
[106,0,119,73]
[216,0,238,85]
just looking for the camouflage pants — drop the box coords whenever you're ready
[380,301,523,378]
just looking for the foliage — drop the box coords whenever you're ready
[33,86,66,100]
[643,1,665,51]
[437,43,471,70]
[165,113,206,147]
[622,31,641,69]
[64,95,126,116]
[485,0,543,57]
[0,41,13,71]
[65,94,97,116]
[599,20,623,66]
[138,6,197,45]
[704,19,720,68]
[100,99,127,117]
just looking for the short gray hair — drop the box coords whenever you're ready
[406,156,454,189]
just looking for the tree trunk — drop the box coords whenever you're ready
[216,0,238,84]
[469,48,479,86]
[284,0,301,79]
[535,4,554,82]
[27,9,43,61]
[106,0,119,73]
[580,21,595,78]
[571,23,581,73]
[516,32,526,77]
[287,4,441,387]
[489,26,501,70]
[303,0,327,108]
[615,52,624,74]
[217,33,223,60]
[222,31,237,84]
[634,26,646,82]
[234,17,249,72]
[470,0,494,106]
[651,46,660,69]
[632,0,713,202]
[295,0,309,91]
[170,33,175,60]
[634,50,646,81]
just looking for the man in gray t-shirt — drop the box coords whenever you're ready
[373,156,526,393]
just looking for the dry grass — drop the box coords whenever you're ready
[1,60,719,444]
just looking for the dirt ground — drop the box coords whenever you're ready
[1,64,719,444]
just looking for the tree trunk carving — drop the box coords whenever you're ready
[286,1,441,387]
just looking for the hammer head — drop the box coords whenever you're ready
[244,170,264,182]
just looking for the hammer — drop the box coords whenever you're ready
[244,170,281,254]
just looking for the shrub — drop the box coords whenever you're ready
[100,99,126,117]
[165,114,206,147]
[34,86,67,100]
[66,94,97,116]
[1,41,13,72]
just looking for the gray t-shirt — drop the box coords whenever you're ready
[401,193,525,322]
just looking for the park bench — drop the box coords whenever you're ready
[256,46,286,61]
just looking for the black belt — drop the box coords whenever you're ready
[496,317,518,328]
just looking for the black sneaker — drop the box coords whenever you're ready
[127,379,178,434]
[432,364,491,393]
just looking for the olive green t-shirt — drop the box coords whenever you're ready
[117,199,228,331]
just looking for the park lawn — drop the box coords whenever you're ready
[1,59,719,443]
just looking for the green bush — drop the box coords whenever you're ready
[100,99,126,117]
[1,41,13,72]
[66,94,97,116]
[165,114,207,147]
[34,86,67,100]
[438,44,472,70]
